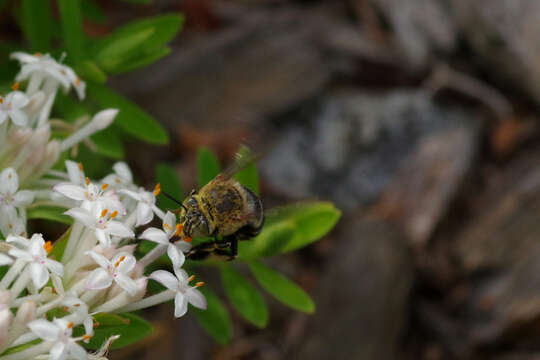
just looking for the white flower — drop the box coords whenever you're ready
[10,52,86,99]
[119,184,164,227]
[62,295,94,341]
[64,206,134,248]
[8,234,63,289]
[54,175,125,216]
[85,251,137,296]
[28,318,88,360]
[0,91,29,126]
[139,211,191,252]
[0,168,34,209]
[102,162,134,189]
[149,246,206,318]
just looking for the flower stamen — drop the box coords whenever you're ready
[153,183,161,196]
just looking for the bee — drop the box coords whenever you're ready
[163,149,264,260]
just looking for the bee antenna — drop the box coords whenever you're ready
[161,191,187,210]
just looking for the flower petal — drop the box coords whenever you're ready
[139,228,168,245]
[6,91,29,108]
[149,270,179,291]
[163,211,176,236]
[106,221,134,239]
[117,189,140,201]
[86,251,110,269]
[85,268,112,290]
[68,341,88,360]
[114,273,137,296]
[136,202,153,227]
[186,288,207,310]
[50,341,68,360]
[27,319,60,341]
[95,228,110,248]
[30,262,49,289]
[174,292,188,318]
[64,207,95,228]
[167,244,185,269]
[53,183,86,201]
[0,168,18,195]
[8,248,32,262]
[0,254,12,266]
[0,111,7,125]
[65,160,84,185]
[83,317,94,337]
[113,253,135,274]
[9,110,27,127]
[113,162,132,182]
[13,190,34,206]
[44,259,64,276]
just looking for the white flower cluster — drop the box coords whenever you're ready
[0,53,206,360]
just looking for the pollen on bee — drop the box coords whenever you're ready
[110,210,118,219]
[100,209,108,218]
[174,224,184,236]
[11,82,19,91]
[195,281,204,288]
[153,183,161,196]
[85,177,90,186]
[101,183,109,191]
[67,322,74,329]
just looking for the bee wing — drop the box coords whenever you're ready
[220,145,261,179]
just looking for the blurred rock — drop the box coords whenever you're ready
[453,0,540,104]
[262,90,480,212]
[294,218,413,360]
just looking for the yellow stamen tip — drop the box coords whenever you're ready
[83,334,92,341]
[110,210,118,219]
[153,183,161,196]
[78,162,84,171]
[67,322,74,329]
[100,209,108,218]
[11,82,19,91]
[188,275,195,282]
[101,183,109,191]
[85,177,90,186]
[195,282,204,288]
[43,241,53,254]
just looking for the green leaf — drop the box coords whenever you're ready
[51,227,71,261]
[74,60,107,83]
[192,287,233,344]
[113,46,171,74]
[27,206,72,225]
[238,220,296,259]
[155,163,183,210]
[197,147,220,188]
[58,0,85,62]
[269,202,341,253]
[119,0,151,3]
[91,129,124,159]
[249,261,315,314]
[94,27,154,72]
[220,264,268,328]
[81,0,107,23]
[53,92,90,123]
[92,14,182,72]
[87,82,168,144]
[77,313,153,350]
[21,0,53,52]
[1,340,41,356]
[233,145,259,195]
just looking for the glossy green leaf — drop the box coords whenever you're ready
[58,0,85,62]
[192,287,233,344]
[197,147,220,188]
[95,28,154,72]
[91,129,124,159]
[249,261,315,314]
[74,60,107,83]
[77,313,153,350]
[267,202,341,253]
[21,0,53,52]
[233,145,259,195]
[1,340,41,356]
[113,46,171,74]
[53,92,90,123]
[87,82,168,144]
[220,264,268,328]
[238,220,296,259]
[50,227,71,261]
[155,163,184,210]
[27,206,72,225]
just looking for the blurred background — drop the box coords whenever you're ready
[6,0,540,359]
